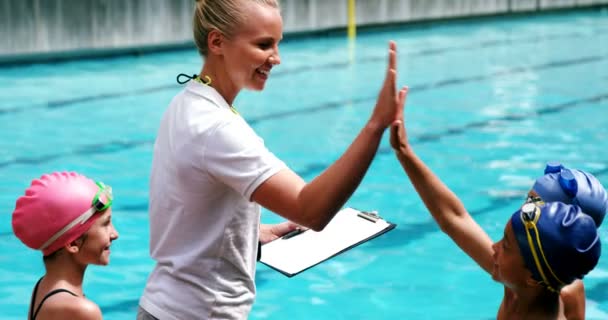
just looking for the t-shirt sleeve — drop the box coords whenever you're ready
[203,118,287,200]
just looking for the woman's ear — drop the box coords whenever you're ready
[207,29,224,55]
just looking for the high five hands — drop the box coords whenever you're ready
[370,41,409,141]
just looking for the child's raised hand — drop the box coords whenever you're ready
[390,87,409,153]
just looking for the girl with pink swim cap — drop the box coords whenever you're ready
[11,171,119,320]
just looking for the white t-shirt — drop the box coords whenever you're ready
[140,81,286,320]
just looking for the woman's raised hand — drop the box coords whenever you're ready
[369,41,407,131]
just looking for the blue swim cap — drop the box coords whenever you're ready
[533,162,608,227]
[511,202,601,292]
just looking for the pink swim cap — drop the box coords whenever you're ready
[12,172,108,256]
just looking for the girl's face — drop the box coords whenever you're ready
[221,3,283,92]
[77,208,119,266]
[491,220,532,289]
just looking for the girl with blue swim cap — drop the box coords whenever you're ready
[388,98,605,319]
[525,163,608,319]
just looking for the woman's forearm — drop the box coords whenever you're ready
[298,122,385,230]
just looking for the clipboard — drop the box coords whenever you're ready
[259,207,396,277]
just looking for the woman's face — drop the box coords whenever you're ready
[491,220,532,288]
[77,208,119,266]
[221,3,283,91]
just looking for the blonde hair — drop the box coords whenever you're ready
[193,0,280,57]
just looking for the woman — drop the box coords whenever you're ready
[138,0,407,319]
[389,106,603,319]
[12,171,119,320]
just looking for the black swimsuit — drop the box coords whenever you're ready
[29,277,77,320]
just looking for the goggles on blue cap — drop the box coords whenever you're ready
[524,195,544,205]
[519,202,566,292]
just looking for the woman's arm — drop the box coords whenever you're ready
[388,98,495,274]
[252,41,405,231]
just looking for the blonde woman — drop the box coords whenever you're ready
[138,0,407,319]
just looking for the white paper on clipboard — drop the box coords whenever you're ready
[259,207,396,277]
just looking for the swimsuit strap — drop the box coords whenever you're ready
[29,277,43,320]
[29,277,78,320]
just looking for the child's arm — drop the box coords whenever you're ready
[389,96,495,274]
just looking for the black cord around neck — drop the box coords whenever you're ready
[176,73,198,85]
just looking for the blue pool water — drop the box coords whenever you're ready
[2,8,608,320]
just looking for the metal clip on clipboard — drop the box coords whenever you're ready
[357,210,380,223]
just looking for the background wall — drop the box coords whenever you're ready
[1,0,607,64]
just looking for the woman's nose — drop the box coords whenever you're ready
[269,54,280,65]
[269,47,281,65]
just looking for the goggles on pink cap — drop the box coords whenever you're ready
[38,181,113,251]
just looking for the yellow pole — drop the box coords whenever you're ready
[347,0,356,64]
[347,0,356,40]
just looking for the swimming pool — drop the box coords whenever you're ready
[1,7,608,320]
